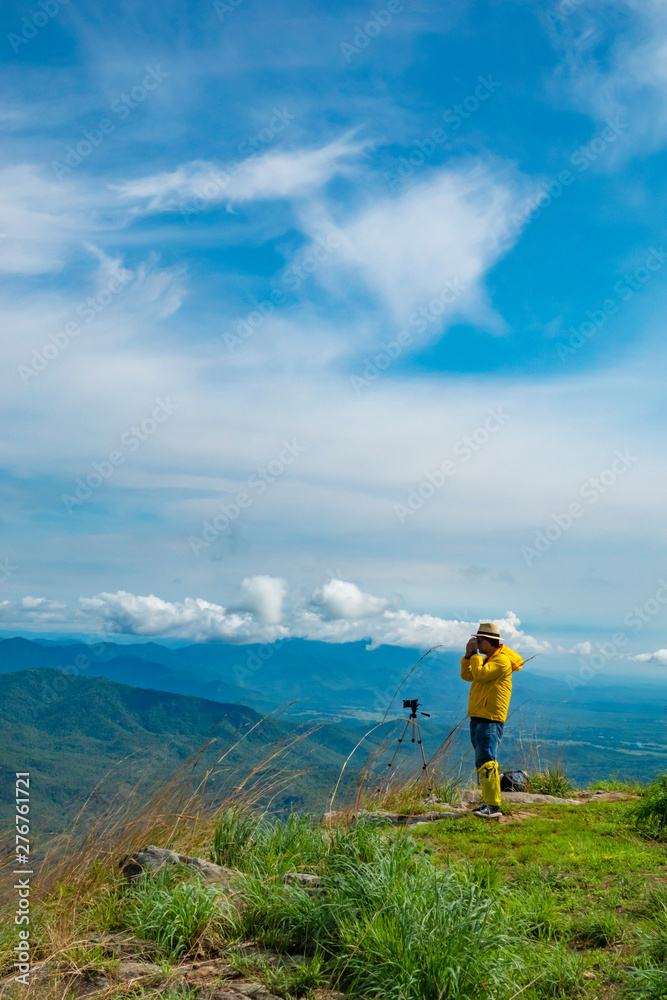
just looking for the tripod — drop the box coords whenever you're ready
[378,698,432,796]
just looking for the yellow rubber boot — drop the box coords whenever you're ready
[477,760,501,808]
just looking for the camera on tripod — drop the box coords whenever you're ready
[377,695,432,794]
[402,698,430,718]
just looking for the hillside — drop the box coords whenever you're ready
[1,776,666,1000]
[2,635,666,789]
[0,669,363,845]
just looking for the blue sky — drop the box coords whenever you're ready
[1,0,667,670]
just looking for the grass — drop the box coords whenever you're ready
[632,775,667,838]
[363,775,464,815]
[526,767,577,797]
[411,794,667,998]
[120,867,235,957]
[589,776,645,795]
[3,737,667,1000]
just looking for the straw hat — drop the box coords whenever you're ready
[473,621,501,642]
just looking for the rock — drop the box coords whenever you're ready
[87,930,158,959]
[284,872,322,888]
[119,845,237,889]
[75,972,110,997]
[227,946,283,968]
[284,872,326,896]
[233,983,283,1000]
[461,790,582,806]
[578,790,639,802]
[211,991,255,1000]
[323,808,464,827]
[505,791,582,805]
[114,960,163,981]
[406,811,467,825]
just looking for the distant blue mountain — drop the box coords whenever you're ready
[1,635,665,785]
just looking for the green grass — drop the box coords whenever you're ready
[411,797,667,998]
[526,767,577,797]
[119,867,235,958]
[10,779,667,1000]
[633,775,667,838]
[589,775,644,794]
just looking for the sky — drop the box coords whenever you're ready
[1,0,667,671]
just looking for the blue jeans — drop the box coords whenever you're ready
[469,717,504,770]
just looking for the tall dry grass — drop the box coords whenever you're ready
[0,706,340,994]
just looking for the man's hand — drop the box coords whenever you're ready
[465,637,478,658]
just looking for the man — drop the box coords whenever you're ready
[460,622,524,817]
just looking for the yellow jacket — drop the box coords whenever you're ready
[460,645,523,722]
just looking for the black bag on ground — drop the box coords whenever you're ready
[500,770,528,791]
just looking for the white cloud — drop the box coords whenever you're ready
[569,640,593,655]
[0,165,92,275]
[0,597,66,622]
[114,134,365,213]
[631,649,667,665]
[312,579,388,620]
[302,160,535,330]
[233,575,288,625]
[78,590,267,643]
[551,0,667,154]
[75,578,550,652]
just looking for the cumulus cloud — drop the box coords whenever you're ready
[568,641,593,655]
[631,649,667,665]
[233,575,288,625]
[114,134,365,214]
[75,578,550,652]
[312,579,388,620]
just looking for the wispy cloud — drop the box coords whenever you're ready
[113,133,367,213]
[301,160,536,330]
[549,0,667,156]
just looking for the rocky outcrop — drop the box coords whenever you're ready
[119,845,237,888]
[323,807,467,826]
[460,789,583,806]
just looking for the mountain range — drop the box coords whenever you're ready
[1,634,666,843]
